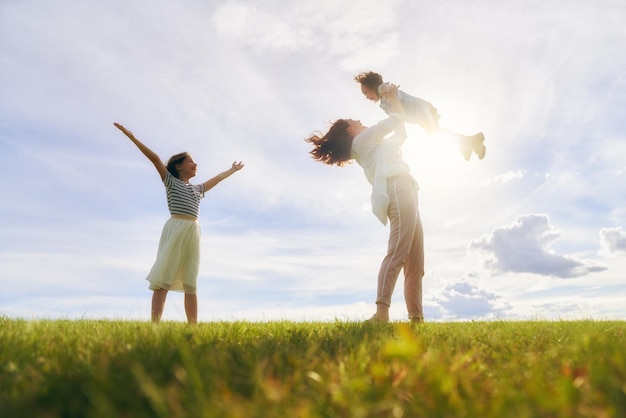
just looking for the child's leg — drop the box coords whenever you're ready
[471,133,486,160]
[438,128,485,161]
[151,289,168,323]
[413,101,485,161]
[184,293,198,324]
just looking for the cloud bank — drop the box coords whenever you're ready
[469,214,607,278]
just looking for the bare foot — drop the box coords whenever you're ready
[366,314,389,323]
[410,316,424,325]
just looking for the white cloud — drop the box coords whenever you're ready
[210,0,400,69]
[469,214,607,278]
[599,227,626,255]
[433,280,512,319]
[607,205,626,225]
[480,169,527,187]
[211,1,315,52]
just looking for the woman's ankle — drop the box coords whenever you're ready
[375,303,390,321]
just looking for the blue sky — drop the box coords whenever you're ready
[1,0,625,322]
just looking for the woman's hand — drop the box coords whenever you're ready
[379,82,400,99]
[231,161,245,171]
[386,84,405,116]
[386,83,400,98]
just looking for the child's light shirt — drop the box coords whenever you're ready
[378,83,439,128]
[164,172,205,218]
[351,116,416,225]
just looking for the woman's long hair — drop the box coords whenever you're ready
[166,152,189,178]
[305,119,353,166]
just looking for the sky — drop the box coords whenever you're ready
[1,0,625,323]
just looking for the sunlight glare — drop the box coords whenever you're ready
[403,128,471,189]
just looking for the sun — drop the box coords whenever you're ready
[402,127,472,188]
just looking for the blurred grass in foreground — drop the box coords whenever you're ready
[1,318,625,417]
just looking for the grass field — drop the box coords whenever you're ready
[1,318,625,417]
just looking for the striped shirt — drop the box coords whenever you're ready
[164,172,205,218]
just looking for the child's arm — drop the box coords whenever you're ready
[114,123,167,180]
[202,161,244,192]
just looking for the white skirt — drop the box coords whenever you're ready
[146,217,201,294]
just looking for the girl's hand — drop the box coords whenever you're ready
[114,122,135,139]
[231,161,245,171]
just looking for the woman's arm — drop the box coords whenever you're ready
[202,161,244,192]
[360,86,407,150]
[114,123,167,180]
[363,86,405,139]
[367,84,406,138]
[385,84,405,117]
[385,86,407,145]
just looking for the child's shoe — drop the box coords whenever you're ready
[471,133,486,160]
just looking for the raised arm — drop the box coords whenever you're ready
[203,161,244,192]
[114,123,167,180]
[363,85,405,140]
[385,84,405,118]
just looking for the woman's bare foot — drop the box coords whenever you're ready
[366,314,389,323]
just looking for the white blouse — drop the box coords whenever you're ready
[351,116,416,225]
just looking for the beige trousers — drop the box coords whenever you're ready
[376,174,424,320]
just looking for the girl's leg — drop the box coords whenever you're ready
[184,293,198,325]
[151,289,168,323]
[374,176,419,320]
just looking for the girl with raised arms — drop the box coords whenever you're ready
[114,122,244,324]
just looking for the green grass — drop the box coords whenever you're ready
[1,318,625,417]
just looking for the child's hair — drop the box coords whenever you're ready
[166,152,189,178]
[354,71,384,91]
[305,119,353,166]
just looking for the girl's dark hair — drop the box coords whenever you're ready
[354,71,384,91]
[305,119,353,166]
[166,152,189,178]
